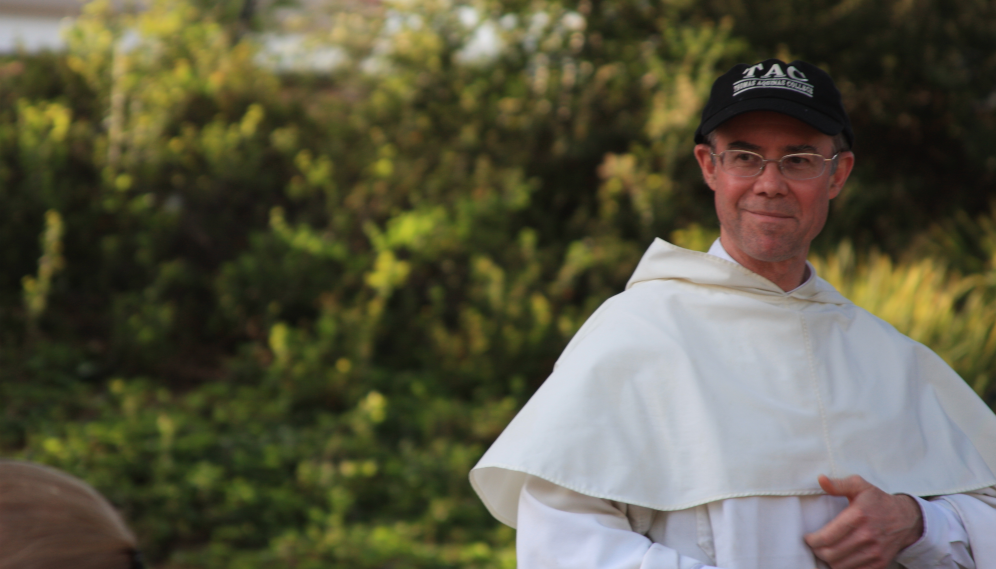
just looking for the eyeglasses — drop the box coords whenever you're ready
[711,149,839,181]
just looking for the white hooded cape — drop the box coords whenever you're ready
[470,239,996,528]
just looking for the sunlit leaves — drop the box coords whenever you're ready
[5,1,996,568]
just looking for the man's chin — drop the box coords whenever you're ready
[740,240,802,265]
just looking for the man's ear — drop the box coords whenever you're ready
[828,151,855,199]
[694,144,718,191]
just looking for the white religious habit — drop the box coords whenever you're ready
[469,238,996,569]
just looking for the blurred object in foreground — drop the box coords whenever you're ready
[0,460,142,569]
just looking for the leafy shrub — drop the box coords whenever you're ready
[2,0,996,567]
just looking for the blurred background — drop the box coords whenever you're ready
[0,0,78,52]
[2,0,996,567]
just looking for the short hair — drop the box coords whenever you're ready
[0,460,139,569]
[703,129,851,154]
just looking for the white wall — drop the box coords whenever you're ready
[0,15,70,52]
[0,0,79,53]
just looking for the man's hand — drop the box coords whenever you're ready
[804,474,924,569]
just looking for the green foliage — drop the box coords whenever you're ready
[22,210,65,338]
[813,243,996,403]
[2,0,996,567]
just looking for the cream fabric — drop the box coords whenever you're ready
[937,487,996,567]
[517,474,981,569]
[470,239,996,528]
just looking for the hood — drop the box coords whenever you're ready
[626,238,851,305]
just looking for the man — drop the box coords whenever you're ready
[470,59,996,569]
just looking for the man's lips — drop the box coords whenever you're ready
[745,209,794,220]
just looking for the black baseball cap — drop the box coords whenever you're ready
[694,59,854,149]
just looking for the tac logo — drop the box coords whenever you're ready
[732,62,814,98]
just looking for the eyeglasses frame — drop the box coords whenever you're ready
[710,149,840,181]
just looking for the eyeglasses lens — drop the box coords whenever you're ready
[718,150,826,180]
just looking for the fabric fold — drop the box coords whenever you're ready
[470,239,996,528]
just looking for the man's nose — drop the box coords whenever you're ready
[752,160,790,195]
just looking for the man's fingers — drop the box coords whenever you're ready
[817,474,836,495]
[804,506,859,549]
[807,476,923,569]
[812,543,884,569]
[817,474,871,500]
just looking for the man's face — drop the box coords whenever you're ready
[693,111,854,266]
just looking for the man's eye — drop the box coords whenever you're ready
[731,152,755,162]
[785,155,815,166]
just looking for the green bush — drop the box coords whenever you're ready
[2,0,996,567]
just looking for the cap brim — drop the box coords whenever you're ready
[696,98,844,143]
